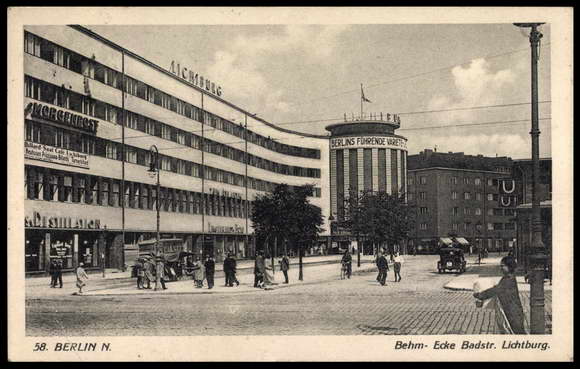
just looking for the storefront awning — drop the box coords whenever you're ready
[455,237,469,245]
[439,237,453,245]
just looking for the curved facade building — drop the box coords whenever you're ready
[326,116,408,220]
[23,25,330,274]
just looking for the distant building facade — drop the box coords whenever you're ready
[407,149,517,254]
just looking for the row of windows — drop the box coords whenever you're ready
[416,205,516,217]
[24,75,320,179]
[25,166,252,218]
[409,176,503,187]
[417,222,515,232]
[24,120,322,197]
[25,31,321,160]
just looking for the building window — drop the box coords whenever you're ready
[475,178,481,186]
[408,177,414,185]
[476,192,482,201]
[494,223,504,230]
[420,207,428,214]
[451,176,458,185]
[487,222,493,231]
[475,208,482,215]
[463,177,470,185]
[452,207,459,216]
[420,176,427,184]
[408,193,414,201]
[419,223,428,230]
[451,191,458,200]
[487,193,494,201]
[419,192,426,200]
[452,223,459,231]
[464,207,471,215]
[464,192,471,200]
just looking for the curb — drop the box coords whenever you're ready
[79,265,379,297]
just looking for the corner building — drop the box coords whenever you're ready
[23,25,330,275]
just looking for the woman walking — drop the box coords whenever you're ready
[75,262,89,295]
[473,256,527,334]
[191,256,205,288]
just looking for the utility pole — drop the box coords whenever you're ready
[514,22,546,334]
[149,145,162,291]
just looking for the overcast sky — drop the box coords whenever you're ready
[87,23,552,159]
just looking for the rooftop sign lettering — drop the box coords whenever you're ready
[170,61,223,97]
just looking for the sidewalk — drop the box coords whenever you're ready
[26,254,361,287]
[444,256,552,292]
[83,257,378,296]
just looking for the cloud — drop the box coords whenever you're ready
[207,25,349,115]
[427,58,518,123]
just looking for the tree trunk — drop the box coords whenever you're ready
[272,236,277,273]
[356,236,361,267]
[298,242,303,281]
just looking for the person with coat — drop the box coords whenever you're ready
[341,250,352,279]
[254,251,266,288]
[473,256,527,334]
[376,251,389,286]
[74,262,89,295]
[204,255,215,289]
[48,259,57,288]
[54,259,63,288]
[393,252,404,282]
[279,253,290,284]
[223,253,238,287]
[135,259,145,289]
[191,256,205,288]
[142,258,154,289]
[157,258,168,290]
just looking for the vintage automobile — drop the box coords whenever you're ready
[137,238,194,281]
[437,247,467,273]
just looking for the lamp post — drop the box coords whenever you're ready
[514,22,546,334]
[328,213,335,258]
[148,145,162,291]
[475,221,482,265]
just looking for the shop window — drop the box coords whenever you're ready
[79,233,99,267]
[50,231,74,269]
[25,231,44,272]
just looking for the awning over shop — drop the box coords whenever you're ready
[455,237,470,245]
[440,237,453,245]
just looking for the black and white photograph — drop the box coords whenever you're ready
[7,6,573,362]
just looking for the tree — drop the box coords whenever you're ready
[343,190,415,259]
[250,184,324,280]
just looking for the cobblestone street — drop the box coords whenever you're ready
[26,254,552,336]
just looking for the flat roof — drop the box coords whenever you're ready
[70,25,329,140]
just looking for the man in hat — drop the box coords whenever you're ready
[204,254,215,289]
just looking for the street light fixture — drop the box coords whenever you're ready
[514,22,546,334]
[328,213,335,257]
[148,145,162,291]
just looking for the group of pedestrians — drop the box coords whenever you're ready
[135,257,167,290]
[48,259,63,288]
[375,251,404,286]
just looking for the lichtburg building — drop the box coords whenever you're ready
[23,25,330,275]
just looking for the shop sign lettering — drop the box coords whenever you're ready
[25,141,89,169]
[330,136,407,150]
[25,102,98,134]
[207,222,244,234]
[25,211,101,229]
[170,61,223,97]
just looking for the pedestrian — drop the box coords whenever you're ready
[263,256,275,285]
[376,251,388,286]
[142,257,154,289]
[135,259,145,289]
[393,252,404,282]
[48,259,57,288]
[157,258,168,290]
[341,250,352,279]
[254,251,265,288]
[473,256,527,334]
[279,253,290,284]
[204,255,215,289]
[74,262,89,295]
[229,253,240,286]
[191,256,205,288]
[54,259,64,288]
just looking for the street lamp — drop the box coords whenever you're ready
[514,22,546,334]
[328,213,335,257]
[148,145,162,291]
